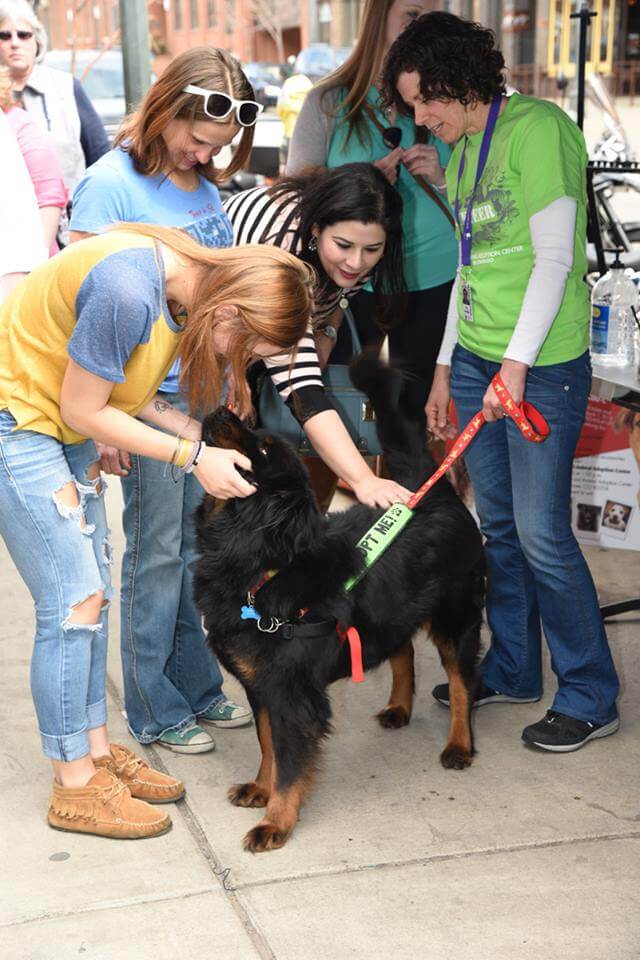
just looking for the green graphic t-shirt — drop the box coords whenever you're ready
[445,93,589,365]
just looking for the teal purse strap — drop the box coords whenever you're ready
[342,306,362,356]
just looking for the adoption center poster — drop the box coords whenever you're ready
[571,396,640,551]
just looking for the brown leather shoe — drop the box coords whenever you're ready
[94,743,185,804]
[47,768,172,839]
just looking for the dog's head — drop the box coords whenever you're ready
[199,407,323,566]
[603,503,627,529]
[614,408,640,460]
[577,503,600,532]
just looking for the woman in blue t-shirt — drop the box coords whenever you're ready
[69,48,262,756]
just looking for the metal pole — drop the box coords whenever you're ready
[119,0,151,114]
[570,3,597,131]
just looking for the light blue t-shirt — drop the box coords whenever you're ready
[71,148,233,391]
[327,86,457,292]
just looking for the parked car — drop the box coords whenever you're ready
[243,45,352,177]
[292,43,351,83]
[243,62,286,109]
[44,48,126,141]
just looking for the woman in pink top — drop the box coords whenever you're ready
[1,66,66,254]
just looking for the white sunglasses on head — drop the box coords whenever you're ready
[182,85,264,127]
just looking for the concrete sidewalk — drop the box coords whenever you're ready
[1,480,639,960]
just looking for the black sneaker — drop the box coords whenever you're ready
[521,710,620,752]
[432,679,541,709]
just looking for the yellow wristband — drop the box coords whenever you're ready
[175,438,194,470]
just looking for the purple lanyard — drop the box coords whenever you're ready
[454,94,503,267]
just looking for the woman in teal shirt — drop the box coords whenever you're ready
[286,0,457,424]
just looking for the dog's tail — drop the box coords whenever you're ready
[349,350,440,493]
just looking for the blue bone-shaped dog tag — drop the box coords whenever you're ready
[241,605,261,621]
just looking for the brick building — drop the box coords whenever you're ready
[38,0,302,64]
[34,1,640,96]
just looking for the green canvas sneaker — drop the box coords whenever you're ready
[198,699,253,729]
[156,722,215,754]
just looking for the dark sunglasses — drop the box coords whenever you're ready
[0,29,33,41]
[182,84,263,128]
[383,127,402,150]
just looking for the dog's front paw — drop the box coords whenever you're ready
[376,705,411,729]
[228,782,269,808]
[243,821,291,853]
[439,743,474,770]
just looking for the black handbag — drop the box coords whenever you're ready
[258,308,382,457]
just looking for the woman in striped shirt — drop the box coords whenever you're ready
[224,162,411,509]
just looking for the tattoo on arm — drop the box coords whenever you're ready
[153,400,171,415]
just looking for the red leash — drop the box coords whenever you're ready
[250,375,549,683]
[341,373,550,682]
[406,373,550,510]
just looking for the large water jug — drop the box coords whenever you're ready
[590,251,638,365]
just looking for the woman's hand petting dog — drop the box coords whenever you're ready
[194,446,256,499]
[352,474,412,508]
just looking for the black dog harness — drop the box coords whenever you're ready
[242,575,364,681]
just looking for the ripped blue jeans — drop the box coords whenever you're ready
[0,410,112,761]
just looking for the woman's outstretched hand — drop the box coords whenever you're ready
[194,446,256,499]
[351,475,412,509]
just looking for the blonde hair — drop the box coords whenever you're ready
[115,46,255,185]
[108,223,315,419]
[317,0,395,144]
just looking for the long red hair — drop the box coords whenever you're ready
[109,224,315,419]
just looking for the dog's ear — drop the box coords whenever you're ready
[613,408,634,433]
[253,488,322,563]
[201,407,248,451]
[289,494,324,555]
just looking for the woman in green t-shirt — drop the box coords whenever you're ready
[383,12,620,753]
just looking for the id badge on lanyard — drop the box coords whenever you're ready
[460,270,474,324]
[454,94,502,325]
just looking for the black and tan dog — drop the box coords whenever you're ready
[193,356,485,852]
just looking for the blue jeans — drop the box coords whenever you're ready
[120,392,224,743]
[0,410,112,761]
[450,347,619,725]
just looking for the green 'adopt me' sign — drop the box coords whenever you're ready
[343,503,414,592]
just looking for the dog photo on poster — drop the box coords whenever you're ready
[571,397,640,551]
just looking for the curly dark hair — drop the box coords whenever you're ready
[381,12,506,114]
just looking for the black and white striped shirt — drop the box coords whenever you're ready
[224,186,367,418]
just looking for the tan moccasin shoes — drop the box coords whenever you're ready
[47,768,172,840]
[94,743,185,804]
